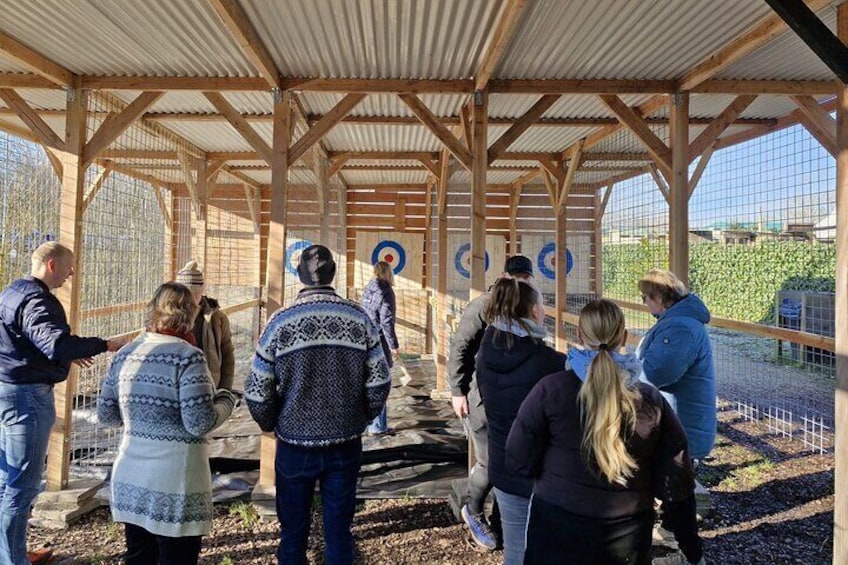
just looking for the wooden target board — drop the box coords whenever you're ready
[521,234,591,295]
[354,231,423,290]
[447,234,506,293]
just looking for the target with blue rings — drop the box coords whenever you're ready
[371,240,407,274]
[285,239,314,275]
[454,243,490,279]
[537,242,573,280]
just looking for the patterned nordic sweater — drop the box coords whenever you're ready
[97,332,234,537]
[245,286,391,447]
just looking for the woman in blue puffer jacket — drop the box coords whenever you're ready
[636,269,716,462]
[361,261,399,435]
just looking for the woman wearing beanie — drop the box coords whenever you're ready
[176,260,235,390]
[98,283,236,564]
[505,300,704,565]
[474,279,565,565]
[361,261,400,435]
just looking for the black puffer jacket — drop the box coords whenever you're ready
[476,323,565,497]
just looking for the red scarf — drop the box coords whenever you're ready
[156,328,197,347]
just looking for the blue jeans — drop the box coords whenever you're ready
[367,406,388,434]
[0,382,55,565]
[275,438,362,565]
[493,487,530,565]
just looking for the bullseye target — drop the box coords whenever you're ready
[285,239,314,275]
[371,240,407,275]
[537,242,573,280]
[454,243,490,279]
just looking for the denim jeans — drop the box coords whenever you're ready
[0,382,55,565]
[124,522,202,565]
[367,406,388,434]
[493,487,530,565]
[275,438,362,565]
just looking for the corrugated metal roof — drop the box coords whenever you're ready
[0,0,256,76]
[496,0,771,79]
[489,94,655,119]
[163,121,261,152]
[0,89,67,111]
[239,0,502,79]
[716,6,837,81]
[322,124,442,152]
[689,94,799,120]
[339,169,430,184]
[507,126,598,152]
[299,93,465,117]
[0,55,32,74]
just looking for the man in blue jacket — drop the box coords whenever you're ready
[0,242,121,565]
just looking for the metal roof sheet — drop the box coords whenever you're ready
[299,93,465,117]
[322,124,442,152]
[238,0,502,79]
[0,0,255,76]
[496,0,772,79]
[339,169,430,184]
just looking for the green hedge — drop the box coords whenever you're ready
[603,240,835,323]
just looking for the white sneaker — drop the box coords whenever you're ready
[652,523,678,549]
[652,551,706,565]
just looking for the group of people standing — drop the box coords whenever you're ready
[449,257,715,565]
[0,240,714,565]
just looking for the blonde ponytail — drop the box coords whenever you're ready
[576,300,641,485]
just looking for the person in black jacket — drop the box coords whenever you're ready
[447,255,534,551]
[476,278,565,565]
[506,299,704,565]
[0,242,122,565]
[361,261,399,435]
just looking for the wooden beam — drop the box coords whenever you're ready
[177,150,202,219]
[244,184,260,233]
[688,144,714,199]
[688,94,757,161]
[692,79,838,95]
[648,163,670,203]
[470,90,488,299]
[509,182,521,255]
[669,93,690,284]
[42,147,63,181]
[418,156,440,178]
[206,158,227,181]
[791,94,838,156]
[715,97,838,149]
[328,157,349,178]
[678,0,832,91]
[81,163,113,212]
[0,31,73,87]
[327,150,440,161]
[208,0,281,89]
[151,182,171,226]
[204,91,273,163]
[833,4,848,562]
[540,166,557,207]
[288,93,367,165]
[488,79,676,94]
[82,91,163,168]
[81,75,270,91]
[557,139,584,216]
[0,88,65,150]
[282,77,472,93]
[598,94,672,175]
[399,93,472,169]
[475,0,528,91]
[488,94,560,164]
[764,0,848,83]
[595,182,615,222]
[538,158,566,187]
[220,165,263,192]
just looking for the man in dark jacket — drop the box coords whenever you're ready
[0,242,121,565]
[446,255,534,551]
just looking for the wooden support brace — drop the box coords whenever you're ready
[0,88,65,151]
[288,93,367,165]
[152,183,172,225]
[205,91,274,163]
[791,94,838,156]
[598,94,672,176]
[649,163,671,203]
[596,182,616,222]
[688,145,715,199]
[399,93,472,169]
[83,91,163,168]
[81,162,113,212]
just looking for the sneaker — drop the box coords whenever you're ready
[28,549,53,564]
[461,504,497,551]
[652,551,706,565]
[366,427,393,436]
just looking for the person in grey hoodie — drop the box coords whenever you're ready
[636,269,716,462]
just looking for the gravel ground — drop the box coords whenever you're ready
[28,400,834,564]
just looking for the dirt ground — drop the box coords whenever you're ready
[28,400,833,564]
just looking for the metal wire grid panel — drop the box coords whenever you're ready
[600,118,835,453]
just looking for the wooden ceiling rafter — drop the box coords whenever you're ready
[82,91,163,168]
[204,91,273,163]
[687,94,757,161]
[0,88,65,151]
[0,30,73,88]
[475,0,529,91]
[288,93,367,166]
[487,94,561,165]
[598,94,672,176]
[399,93,472,169]
[790,94,838,156]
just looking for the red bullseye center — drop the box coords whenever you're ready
[385,254,394,263]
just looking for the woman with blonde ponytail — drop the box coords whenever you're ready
[506,300,704,565]
[475,278,565,565]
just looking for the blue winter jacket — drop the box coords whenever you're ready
[637,293,716,459]
[361,278,399,368]
[0,276,107,385]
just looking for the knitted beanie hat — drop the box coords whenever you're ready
[176,260,205,289]
[297,244,336,286]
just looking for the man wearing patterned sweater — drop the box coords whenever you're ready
[246,244,390,565]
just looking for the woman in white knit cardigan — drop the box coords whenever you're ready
[98,282,235,565]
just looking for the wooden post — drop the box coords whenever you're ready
[832,5,847,563]
[436,189,449,392]
[509,182,520,256]
[45,84,86,491]
[423,179,434,354]
[592,187,602,296]
[192,159,208,270]
[555,203,568,352]
[669,92,690,284]
[165,190,176,281]
[470,90,488,300]
[336,182,348,299]
[259,91,290,487]
[314,148,330,246]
